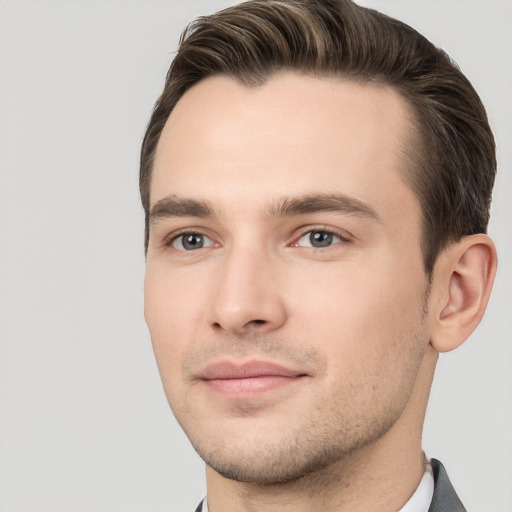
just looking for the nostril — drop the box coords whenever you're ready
[211,319,266,331]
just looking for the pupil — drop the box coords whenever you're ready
[183,234,204,250]
[310,231,332,247]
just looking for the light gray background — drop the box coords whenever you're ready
[0,1,510,511]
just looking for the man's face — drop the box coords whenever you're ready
[144,73,432,483]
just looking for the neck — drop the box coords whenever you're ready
[205,347,437,512]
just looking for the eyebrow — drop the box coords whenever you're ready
[149,195,215,223]
[149,192,380,223]
[266,193,380,221]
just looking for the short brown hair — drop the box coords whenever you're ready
[140,0,496,275]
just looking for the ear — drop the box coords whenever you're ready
[430,234,497,353]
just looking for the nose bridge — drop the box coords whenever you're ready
[209,239,286,334]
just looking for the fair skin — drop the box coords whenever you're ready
[144,73,496,512]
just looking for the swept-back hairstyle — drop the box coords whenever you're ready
[140,0,496,275]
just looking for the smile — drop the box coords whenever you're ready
[198,360,307,398]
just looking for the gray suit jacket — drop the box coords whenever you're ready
[194,458,466,512]
[428,458,466,512]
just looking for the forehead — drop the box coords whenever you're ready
[151,73,418,219]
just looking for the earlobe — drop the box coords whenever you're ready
[430,234,497,353]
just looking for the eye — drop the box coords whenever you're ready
[296,230,344,248]
[171,232,214,251]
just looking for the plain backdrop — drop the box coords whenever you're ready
[0,1,511,511]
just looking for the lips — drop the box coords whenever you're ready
[200,360,304,379]
[198,360,306,397]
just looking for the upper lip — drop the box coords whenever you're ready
[198,360,305,380]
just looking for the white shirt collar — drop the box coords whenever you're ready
[200,460,434,512]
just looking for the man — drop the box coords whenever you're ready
[140,1,497,510]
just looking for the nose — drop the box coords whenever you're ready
[208,244,287,336]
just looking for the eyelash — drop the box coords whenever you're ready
[163,229,214,248]
[162,226,351,251]
[292,226,351,248]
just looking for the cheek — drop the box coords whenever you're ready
[292,266,428,421]
[144,261,207,333]
[288,259,427,366]
[143,265,203,386]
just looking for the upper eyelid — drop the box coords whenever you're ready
[292,225,353,242]
[157,223,353,247]
[162,228,216,247]
[292,232,348,249]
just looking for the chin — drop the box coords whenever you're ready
[189,426,374,485]
[201,450,337,484]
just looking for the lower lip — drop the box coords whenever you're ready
[205,375,302,397]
